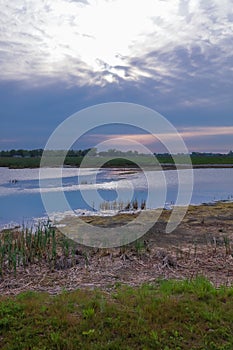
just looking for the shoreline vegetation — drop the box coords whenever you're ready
[1,201,232,294]
[0,201,233,348]
[0,148,233,168]
[1,277,233,350]
[1,278,233,349]
[1,154,233,349]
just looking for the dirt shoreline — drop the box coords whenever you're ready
[0,201,233,295]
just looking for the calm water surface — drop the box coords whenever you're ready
[0,167,232,228]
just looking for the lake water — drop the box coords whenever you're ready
[0,167,232,229]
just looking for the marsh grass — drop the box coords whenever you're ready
[223,236,231,255]
[0,277,233,349]
[99,198,146,211]
[0,223,77,276]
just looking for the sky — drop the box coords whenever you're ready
[0,0,233,153]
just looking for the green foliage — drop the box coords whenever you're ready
[0,278,233,349]
[82,307,95,319]
[0,156,41,168]
[0,224,77,276]
[1,150,233,168]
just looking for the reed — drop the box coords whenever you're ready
[223,235,231,255]
[99,198,147,211]
[0,222,77,276]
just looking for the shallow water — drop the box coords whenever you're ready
[0,167,232,228]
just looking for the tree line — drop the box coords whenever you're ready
[0,148,232,158]
[0,149,94,158]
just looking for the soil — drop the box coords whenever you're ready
[0,201,233,295]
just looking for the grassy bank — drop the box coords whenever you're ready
[0,202,233,291]
[0,277,233,349]
[0,153,233,168]
[0,203,233,349]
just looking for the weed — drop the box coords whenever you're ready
[223,236,231,255]
[82,329,95,336]
[134,239,145,256]
[0,278,232,349]
[82,307,95,319]
[0,224,78,276]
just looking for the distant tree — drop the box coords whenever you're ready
[17,149,26,157]
[10,149,16,157]
[87,148,97,156]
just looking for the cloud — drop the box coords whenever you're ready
[0,138,19,144]
[0,0,232,91]
[66,0,89,3]
[179,126,233,138]
[0,0,232,153]
[78,126,233,150]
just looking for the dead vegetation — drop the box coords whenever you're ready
[0,201,233,295]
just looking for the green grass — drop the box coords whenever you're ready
[0,153,233,168]
[0,157,41,168]
[0,224,77,276]
[0,277,233,349]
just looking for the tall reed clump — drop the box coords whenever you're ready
[0,222,66,277]
[99,200,125,211]
[99,199,146,211]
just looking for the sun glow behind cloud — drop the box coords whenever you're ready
[0,0,232,87]
[0,0,232,153]
[2,0,168,83]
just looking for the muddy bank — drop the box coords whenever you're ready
[0,201,233,295]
